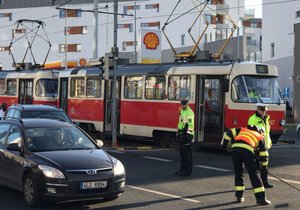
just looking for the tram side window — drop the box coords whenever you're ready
[168,75,191,100]
[145,76,165,100]
[36,79,58,97]
[124,76,143,99]
[7,79,17,96]
[0,79,5,95]
[86,78,101,98]
[70,78,85,98]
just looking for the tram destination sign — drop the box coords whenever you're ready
[256,64,269,74]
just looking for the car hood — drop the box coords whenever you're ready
[32,149,113,170]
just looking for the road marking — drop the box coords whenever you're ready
[269,177,300,185]
[127,185,200,203]
[142,156,172,162]
[194,165,231,172]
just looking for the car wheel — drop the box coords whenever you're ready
[103,195,119,202]
[23,174,41,206]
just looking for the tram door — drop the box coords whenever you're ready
[19,79,33,104]
[196,76,224,144]
[104,78,121,133]
[59,78,68,112]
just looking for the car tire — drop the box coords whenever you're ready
[103,195,119,202]
[23,174,41,206]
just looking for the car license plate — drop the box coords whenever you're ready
[80,181,107,190]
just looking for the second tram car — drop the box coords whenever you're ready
[58,61,286,147]
[0,70,59,108]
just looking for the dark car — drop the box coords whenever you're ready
[5,104,72,123]
[0,119,126,206]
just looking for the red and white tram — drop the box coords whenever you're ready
[0,70,59,108]
[58,61,286,146]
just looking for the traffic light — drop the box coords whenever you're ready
[102,54,113,80]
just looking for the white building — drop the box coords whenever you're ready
[262,0,299,109]
[0,0,245,69]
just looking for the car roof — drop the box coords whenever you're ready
[1,118,73,128]
[9,104,62,112]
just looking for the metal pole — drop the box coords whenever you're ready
[134,1,137,63]
[93,0,99,58]
[237,0,240,61]
[65,5,68,70]
[112,0,118,147]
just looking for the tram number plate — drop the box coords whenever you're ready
[80,181,107,190]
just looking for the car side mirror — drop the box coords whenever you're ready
[96,139,104,148]
[7,142,22,152]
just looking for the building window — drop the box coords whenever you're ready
[118,23,133,32]
[0,46,10,51]
[123,5,140,14]
[181,34,185,46]
[122,41,136,51]
[145,3,159,12]
[296,10,300,18]
[140,21,160,29]
[59,44,82,53]
[271,42,275,57]
[59,9,82,18]
[65,26,87,35]
[12,29,27,38]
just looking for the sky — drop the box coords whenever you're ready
[245,0,262,18]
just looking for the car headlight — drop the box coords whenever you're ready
[280,119,286,126]
[39,165,65,179]
[114,160,125,176]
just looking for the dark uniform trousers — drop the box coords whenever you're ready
[179,134,193,175]
[232,148,265,200]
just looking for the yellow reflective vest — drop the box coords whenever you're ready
[178,106,195,136]
[248,112,272,149]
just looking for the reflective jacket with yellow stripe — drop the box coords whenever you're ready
[223,127,269,165]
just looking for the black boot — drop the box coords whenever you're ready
[256,198,271,205]
[263,182,274,188]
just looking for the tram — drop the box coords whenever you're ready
[58,61,286,147]
[0,69,59,108]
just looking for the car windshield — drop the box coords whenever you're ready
[23,111,72,123]
[24,127,97,152]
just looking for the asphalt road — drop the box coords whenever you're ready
[1,131,300,210]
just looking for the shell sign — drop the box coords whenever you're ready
[143,32,160,50]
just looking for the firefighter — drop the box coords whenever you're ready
[174,98,194,177]
[248,103,274,188]
[223,125,271,205]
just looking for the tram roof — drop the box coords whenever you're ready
[57,61,278,77]
[0,69,58,79]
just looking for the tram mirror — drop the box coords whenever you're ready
[222,79,229,93]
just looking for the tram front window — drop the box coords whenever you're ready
[232,75,283,104]
[36,79,58,97]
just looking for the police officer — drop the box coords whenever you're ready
[174,99,194,177]
[248,103,274,188]
[223,125,271,205]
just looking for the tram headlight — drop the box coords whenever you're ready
[280,119,286,126]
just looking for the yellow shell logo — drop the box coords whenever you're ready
[143,32,159,50]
